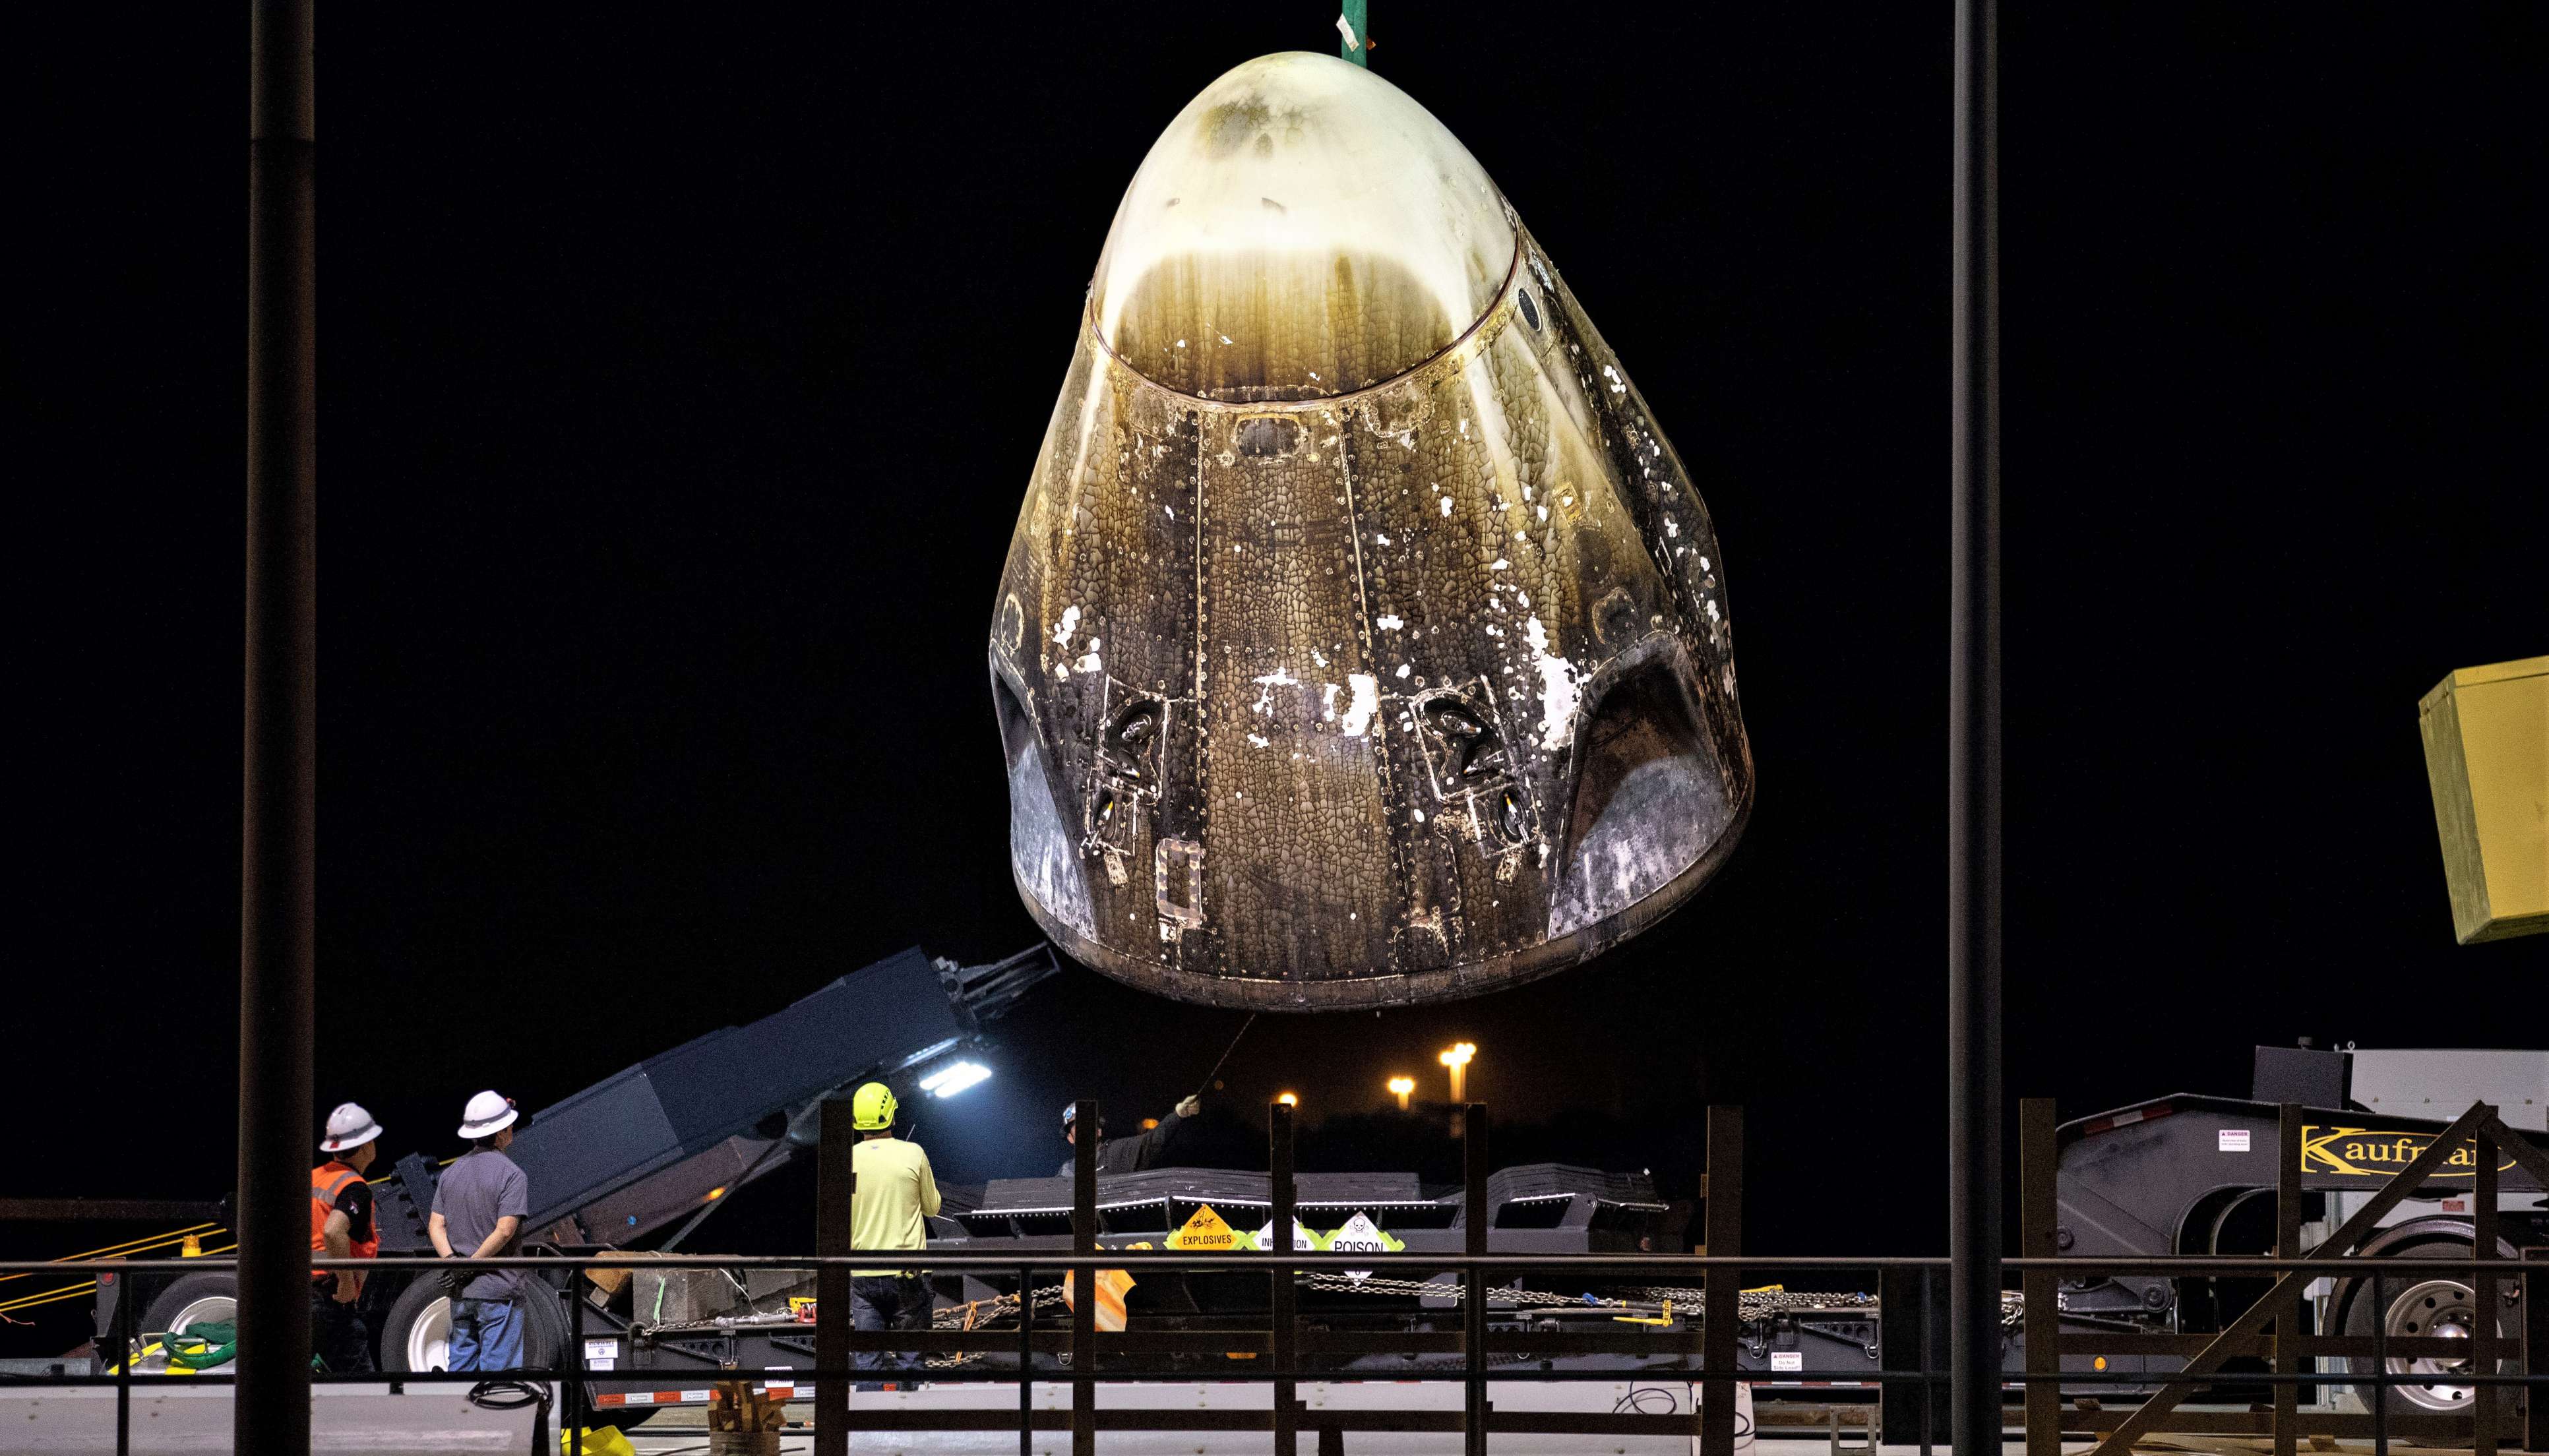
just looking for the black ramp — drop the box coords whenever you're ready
[505,947,965,1232]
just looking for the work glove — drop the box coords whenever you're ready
[1175,1095,1200,1119]
[437,1263,470,1300]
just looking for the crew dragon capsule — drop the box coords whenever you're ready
[990,53,1752,1010]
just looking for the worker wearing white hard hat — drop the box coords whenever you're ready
[428,1090,531,1372]
[310,1102,384,1372]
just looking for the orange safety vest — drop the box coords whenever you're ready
[309,1162,379,1292]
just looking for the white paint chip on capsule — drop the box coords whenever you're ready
[1340,674,1381,737]
[1052,605,1081,646]
[1523,615,1580,750]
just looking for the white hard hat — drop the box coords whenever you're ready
[457,1089,519,1139]
[321,1102,383,1153]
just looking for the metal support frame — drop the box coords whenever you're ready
[1462,1103,1489,1456]
[1702,1105,1742,1456]
[238,1,319,1451]
[2473,1115,2500,1456]
[1272,1099,1299,1456]
[1948,1,2001,1454]
[1072,1099,1098,1456]
[814,1095,854,1456]
[2526,1244,2547,1454]
[2017,1100,2056,1456]
[2086,1100,2498,1456]
[567,1268,586,1456]
[2273,1104,2302,1456]
[2016,1097,2549,1454]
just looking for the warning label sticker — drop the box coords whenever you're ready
[2219,1128,2252,1153]
[1770,1350,1802,1372]
[1253,1218,1321,1252]
[1325,1211,1403,1283]
[1169,1203,1244,1252]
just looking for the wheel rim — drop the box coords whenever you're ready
[2380,1277,2479,1412]
[406,1295,454,1372]
[166,1294,236,1335]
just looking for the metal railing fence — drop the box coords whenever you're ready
[1,1099,2540,1456]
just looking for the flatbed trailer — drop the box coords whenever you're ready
[88,943,1058,1419]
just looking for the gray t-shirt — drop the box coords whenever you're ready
[432,1147,530,1300]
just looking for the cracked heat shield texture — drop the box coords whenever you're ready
[989,53,1752,1010]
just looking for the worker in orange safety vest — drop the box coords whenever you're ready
[311,1102,385,1372]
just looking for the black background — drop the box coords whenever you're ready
[10,7,2540,1353]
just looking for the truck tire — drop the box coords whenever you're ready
[380,1276,456,1374]
[2340,1234,2519,1424]
[142,1270,239,1338]
[380,1278,655,1431]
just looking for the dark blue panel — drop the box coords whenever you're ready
[492,947,962,1231]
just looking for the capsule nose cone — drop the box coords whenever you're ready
[1091,53,1517,401]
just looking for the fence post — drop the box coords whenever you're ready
[2472,1108,2499,1456]
[1463,1103,1489,1456]
[2018,1099,2057,1456]
[815,1095,854,1456]
[1702,1106,1742,1456]
[2273,1105,2301,1456]
[115,1269,132,1456]
[1072,1099,1097,1456]
[1018,1261,1035,1456]
[2524,1242,2546,1455]
[568,1266,586,1456]
[1272,1099,1298,1456]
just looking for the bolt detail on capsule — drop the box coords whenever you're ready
[991,53,1754,1010]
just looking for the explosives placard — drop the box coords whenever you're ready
[1169,1203,1246,1252]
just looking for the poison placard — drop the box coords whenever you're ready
[1324,1211,1403,1283]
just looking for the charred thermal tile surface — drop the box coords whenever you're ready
[991,53,1753,1010]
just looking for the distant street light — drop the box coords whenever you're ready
[1276,1091,1300,1108]
[1387,1076,1415,1110]
[1438,1043,1476,1103]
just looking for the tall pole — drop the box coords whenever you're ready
[240,1,317,1450]
[1948,0,2002,1453]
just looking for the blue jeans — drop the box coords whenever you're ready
[448,1296,523,1372]
[848,1274,931,1389]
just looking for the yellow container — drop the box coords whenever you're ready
[2418,655,2547,943]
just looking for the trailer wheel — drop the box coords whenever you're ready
[2339,1234,2519,1424]
[381,1277,455,1374]
[378,1278,655,1430]
[142,1271,239,1339]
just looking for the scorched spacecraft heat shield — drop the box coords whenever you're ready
[990,53,1753,1010]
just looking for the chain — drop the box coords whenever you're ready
[1293,1275,1884,1320]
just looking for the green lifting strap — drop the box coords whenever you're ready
[1339,1,1370,67]
[161,1320,240,1370]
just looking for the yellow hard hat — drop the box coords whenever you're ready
[851,1081,898,1131]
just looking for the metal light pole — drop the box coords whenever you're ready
[239,1,318,1449]
[1948,0,2002,1454]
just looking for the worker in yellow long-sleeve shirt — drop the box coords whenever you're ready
[846,1081,940,1391]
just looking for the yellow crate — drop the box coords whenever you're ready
[2418,655,2547,943]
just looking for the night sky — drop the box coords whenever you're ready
[11,7,2540,1354]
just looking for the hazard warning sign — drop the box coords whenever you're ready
[1168,1203,1246,1252]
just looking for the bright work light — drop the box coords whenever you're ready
[920,1061,992,1098]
